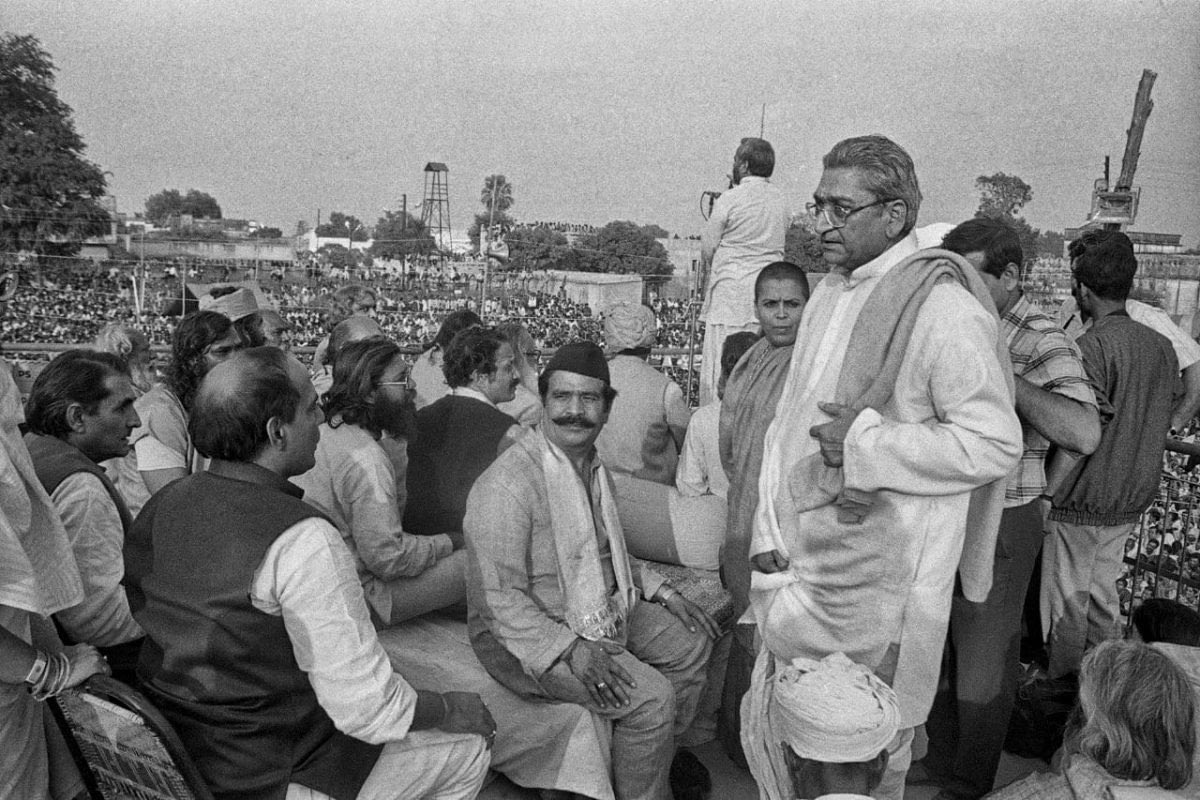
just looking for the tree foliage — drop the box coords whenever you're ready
[508,225,570,272]
[249,227,283,239]
[566,221,672,279]
[468,210,516,251]
[0,34,110,261]
[784,219,826,273]
[480,174,514,216]
[315,211,369,240]
[975,173,1033,219]
[640,223,670,239]
[144,189,223,224]
[370,210,435,261]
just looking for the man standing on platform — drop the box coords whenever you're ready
[698,137,790,405]
[744,135,1022,799]
[1043,229,1179,680]
[916,217,1100,800]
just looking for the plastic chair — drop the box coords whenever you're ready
[48,674,214,800]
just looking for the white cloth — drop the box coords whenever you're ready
[701,176,789,327]
[51,473,143,647]
[750,232,1022,725]
[1058,296,1200,370]
[676,401,727,500]
[292,423,453,624]
[411,348,448,410]
[249,517,421,743]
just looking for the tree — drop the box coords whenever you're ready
[480,174,514,217]
[317,243,356,270]
[1034,228,1065,258]
[508,225,569,272]
[573,221,672,281]
[784,218,826,273]
[0,34,110,266]
[640,224,670,239]
[145,188,222,224]
[975,173,1033,219]
[249,227,283,239]
[315,211,369,240]
[370,210,435,261]
[468,210,516,251]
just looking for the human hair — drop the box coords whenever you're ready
[755,261,810,302]
[165,310,235,412]
[1069,229,1137,301]
[232,314,266,347]
[822,135,922,237]
[721,331,760,378]
[537,370,618,412]
[323,338,403,437]
[941,217,1024,278]
[328,284,378,328]
[432,309,483,350]
[324,315,383,367]
[1133,598,1200,647]
[443,326,504,388]
[736,137,775,178]
[190,347,300,462]
[1067,639,1194,789]
[25,349,127,438]
[93,322,154,392]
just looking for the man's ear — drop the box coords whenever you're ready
[884,200,908,239]
[65,402,87,434]
[265,415,287,449]
[1003,262,1021,291]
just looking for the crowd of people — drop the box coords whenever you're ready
[4,133,1200,800]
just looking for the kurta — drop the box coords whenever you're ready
[750,232,1022,725]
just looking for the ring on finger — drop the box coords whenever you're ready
[596,681,608,690]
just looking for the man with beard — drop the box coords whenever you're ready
[295,338,464,626]
[465,341,718,800]
[404,326,522,543]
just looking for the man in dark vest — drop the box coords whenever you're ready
[124,347,493,800]
[24,349,145,683]
[405,326,521,543]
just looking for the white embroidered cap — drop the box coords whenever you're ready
[771,651,900,763]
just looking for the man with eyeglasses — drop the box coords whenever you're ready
[697,137,790,405]
[742,135,1022,799]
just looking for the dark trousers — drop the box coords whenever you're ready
[924,500,1044,799]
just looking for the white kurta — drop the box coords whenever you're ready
[750,232,1022,725]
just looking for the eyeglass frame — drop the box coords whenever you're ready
[377,377,414,388]
[804,197,898,229]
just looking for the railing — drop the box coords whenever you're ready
[1119,438,1200,626]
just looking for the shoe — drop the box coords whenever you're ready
[670,749,712,800]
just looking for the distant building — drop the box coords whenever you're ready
[1063,227,1186,256]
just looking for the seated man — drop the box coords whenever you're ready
[743,652,898,800]
[124,347,492,800]
[23,350,145,682]
[404,326,521,541]
[464,341,719,800]
[295,338,465,626]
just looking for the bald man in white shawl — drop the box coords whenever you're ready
[746,136,1022,799]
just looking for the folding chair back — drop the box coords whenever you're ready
[49,675,213,800]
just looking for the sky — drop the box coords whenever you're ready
[6,0,1200,249]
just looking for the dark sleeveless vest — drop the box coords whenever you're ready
[124,470,381,800]
[24,432,133,533]
[404,394,515,535]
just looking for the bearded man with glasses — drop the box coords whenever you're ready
[741,135,1022,800]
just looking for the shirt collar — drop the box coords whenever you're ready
[452,385,496,407]
[837,230,920,289]
[738,175,769,186]
[207,459,305,498]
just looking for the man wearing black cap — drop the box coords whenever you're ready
[464,341,718,800]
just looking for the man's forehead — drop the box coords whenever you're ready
[814,167,871,201]
[546,371,606,393]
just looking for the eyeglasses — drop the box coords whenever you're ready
[804,198,895,229]
[378,376,414,388]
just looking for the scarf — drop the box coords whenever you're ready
[761,247,1013,602]
[539,429,636,640]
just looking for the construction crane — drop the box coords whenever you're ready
[1088,69,1156,230]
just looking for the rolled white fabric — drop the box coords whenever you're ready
[771,651,900,764]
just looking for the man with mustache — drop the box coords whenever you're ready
[404,326,523,545]
[464,341,719,800]
[294,338,465,626]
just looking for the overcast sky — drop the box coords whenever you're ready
[7,0,1199,248]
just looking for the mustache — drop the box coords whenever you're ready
[551,415,596,429]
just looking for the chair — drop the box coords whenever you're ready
[48,674,214,800]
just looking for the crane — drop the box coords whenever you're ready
[1088,69,1156,230]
